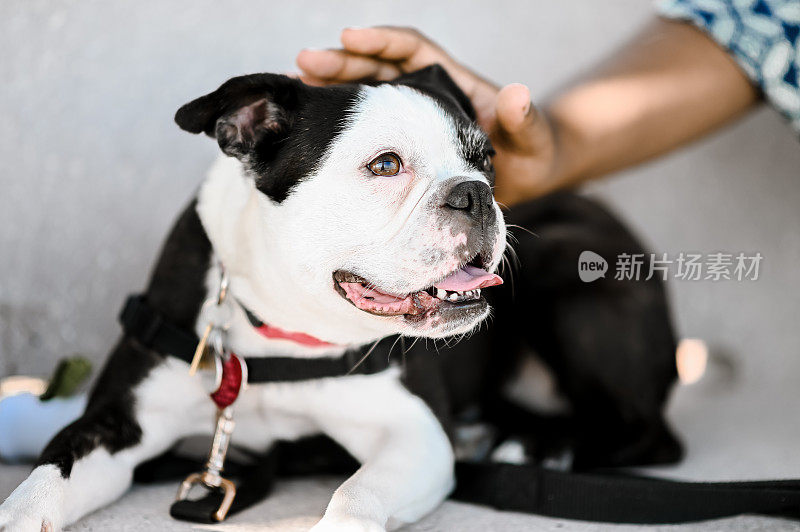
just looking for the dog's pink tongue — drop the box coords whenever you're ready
[434,265,503,291]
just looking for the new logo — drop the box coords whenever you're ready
[578,251,608,283]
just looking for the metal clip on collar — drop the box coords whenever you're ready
[173,266,242,523]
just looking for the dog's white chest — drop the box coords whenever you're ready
[225,367,429,459]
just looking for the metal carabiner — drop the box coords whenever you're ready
[175,406,237,521]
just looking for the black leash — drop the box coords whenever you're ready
[121,295,800,525]
[453,462,800,524]
[134,436,361,524]
[134,445,281,523]
[169,451,280,523]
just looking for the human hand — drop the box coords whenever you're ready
[296,27,566,206]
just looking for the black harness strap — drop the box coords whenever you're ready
[120,294,392,523]
[119,294,391,382]
[121,294,800,525]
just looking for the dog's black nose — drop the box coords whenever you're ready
[444,180,495,229]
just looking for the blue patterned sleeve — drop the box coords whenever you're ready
[657,0,800,133]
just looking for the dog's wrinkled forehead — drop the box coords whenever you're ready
[174,66,491,201]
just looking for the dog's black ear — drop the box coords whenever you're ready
[393,64,476,122]
[175,73,302,158]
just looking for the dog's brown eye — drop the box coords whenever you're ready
[481,152,494,173]
[367,153,402,177]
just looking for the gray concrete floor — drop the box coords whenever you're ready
[1,465,798,531]
[3,373,800,530]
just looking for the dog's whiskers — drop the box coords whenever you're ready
[406,336,421,354]
[500,236,520,300]
[388,335,403,366]
[506,223,539,239]
[347,338,382,375]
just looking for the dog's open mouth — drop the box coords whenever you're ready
[333,258,503,320]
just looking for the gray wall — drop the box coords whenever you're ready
[2,1,799,479]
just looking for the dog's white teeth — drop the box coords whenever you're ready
[436,288,482,303]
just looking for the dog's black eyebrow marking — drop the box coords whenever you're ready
[456,125,495,184]
[252,84,361,203]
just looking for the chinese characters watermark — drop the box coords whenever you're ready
[578,251,762,283]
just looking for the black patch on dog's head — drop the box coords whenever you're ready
[391,65,494,184]
[176,74,359,202]
[392,64,476,121]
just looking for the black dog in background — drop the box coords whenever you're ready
[372,191,682,471]
[432,191,681,469]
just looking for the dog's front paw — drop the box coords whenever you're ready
[310,515,385,532]
[0,466,65,532]
[0,505,56,532]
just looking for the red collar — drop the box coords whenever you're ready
[240,302,336,348]
[253,321,336,348]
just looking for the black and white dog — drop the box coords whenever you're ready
[0,66,680,531]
